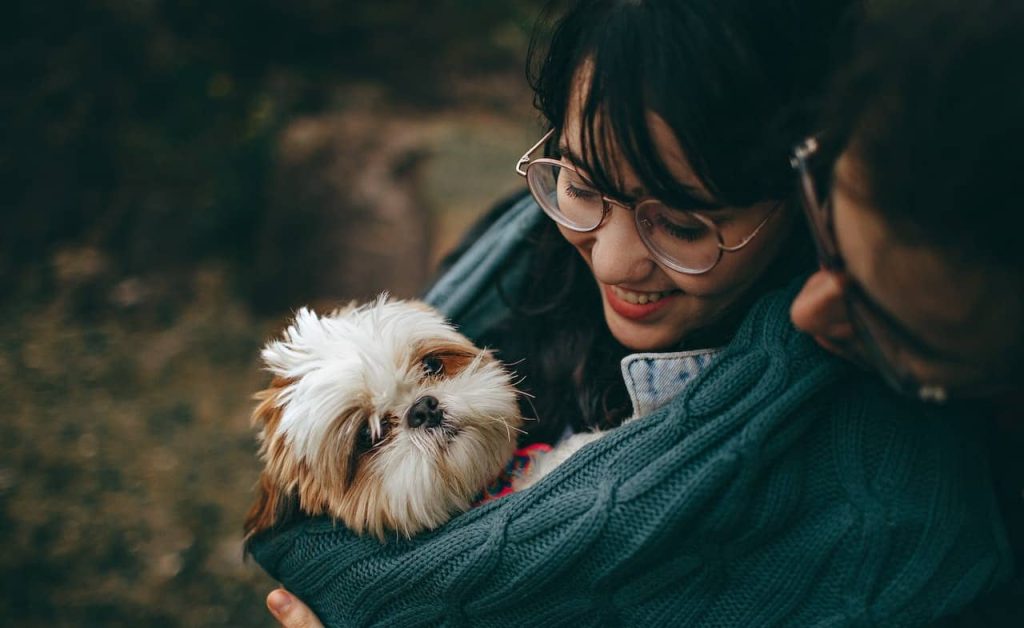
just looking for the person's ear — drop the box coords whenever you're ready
[791,269,860,360]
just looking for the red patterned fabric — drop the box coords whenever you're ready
[472,443,553,505]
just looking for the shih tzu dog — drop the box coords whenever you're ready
[243,297,528,542]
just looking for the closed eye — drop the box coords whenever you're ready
[563,181,600,201]
[655,214,709,242]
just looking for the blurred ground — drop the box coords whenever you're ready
[1,1,543,625]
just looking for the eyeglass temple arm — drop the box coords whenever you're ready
[790,136,845,270]
[790,136,821,223]
[719,200,784,252]
[791,136,819,164]
[515,129,555,176]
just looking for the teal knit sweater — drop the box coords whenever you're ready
[249,199,1011,626]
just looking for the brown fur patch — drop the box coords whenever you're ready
[244,300,523,544]
[413,340,486,378]
[244,378,297,541]
[243,472,297,541]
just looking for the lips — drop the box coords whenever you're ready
[603,284,679,320]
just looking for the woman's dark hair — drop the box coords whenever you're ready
[483,0,860,443]
[822,0,1024,271]
[531,0,861,207]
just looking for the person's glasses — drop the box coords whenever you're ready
[791,136,951,403]
[516,129,780,275]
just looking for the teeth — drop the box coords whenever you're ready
[612,286,673,305]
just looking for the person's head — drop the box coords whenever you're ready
[790,0,1024,401]
[519,0,858,351]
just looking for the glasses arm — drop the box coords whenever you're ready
[719,201,784,252]
[515,129,555,176]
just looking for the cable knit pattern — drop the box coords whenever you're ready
[250,285,1011,626]
[250,198,1010,625]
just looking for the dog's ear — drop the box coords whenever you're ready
[243,471,299,546]
[244,377,300,550]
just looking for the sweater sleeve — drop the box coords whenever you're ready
[421,193,542,342]
[248,288,1011,627]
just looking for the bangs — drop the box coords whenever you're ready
[574,30,725,211]
[528,0,853,209]
[532,1,744,209]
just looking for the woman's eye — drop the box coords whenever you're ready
[422,356,445,376]
[657,215,708,242]
[558,168,600,200]
[562,182,599,200]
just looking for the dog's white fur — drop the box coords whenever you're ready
[245,296,525,540]
[244,296,616,541]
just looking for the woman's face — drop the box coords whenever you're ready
[557,110,796,351]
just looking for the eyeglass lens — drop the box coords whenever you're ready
[527,161,722,273]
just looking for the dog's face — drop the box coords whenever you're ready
[244,298,521,541]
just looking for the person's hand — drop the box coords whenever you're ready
[267,588,324,628]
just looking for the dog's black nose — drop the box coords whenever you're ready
[407,395,443,428]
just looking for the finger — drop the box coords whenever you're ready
[267,588,325,628]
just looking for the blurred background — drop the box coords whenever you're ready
[1,1,545,625]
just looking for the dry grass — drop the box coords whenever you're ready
[1,264,280,626]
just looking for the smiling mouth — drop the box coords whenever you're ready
[604,285,681,321]
[610,286,680,304]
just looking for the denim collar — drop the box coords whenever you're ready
[621,348,722,418]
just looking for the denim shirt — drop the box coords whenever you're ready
[621,348,722,418]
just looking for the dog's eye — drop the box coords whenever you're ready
[356,420,389,451]
[422,355,445,377]
[357,423,374,450]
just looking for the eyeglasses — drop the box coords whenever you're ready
[516,129,780,275]
[790,136,950,403]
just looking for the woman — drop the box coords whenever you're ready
[255,1,1010,625]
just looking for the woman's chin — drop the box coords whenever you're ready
[603,304,689,352]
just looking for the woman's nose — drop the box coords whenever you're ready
[587,205,655,284]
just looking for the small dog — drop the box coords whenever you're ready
[244,297,526,541]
